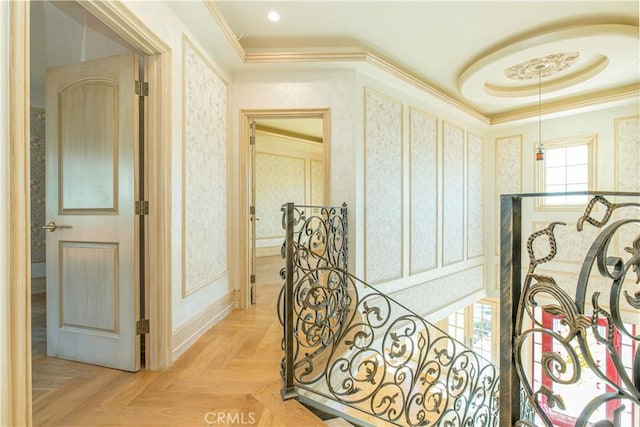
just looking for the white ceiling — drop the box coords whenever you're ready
[30,1,639,129]
[211,0,639,123]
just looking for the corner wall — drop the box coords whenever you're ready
[231,69,359,274]
[232,66,491,321]
[120,1,236,362]
[486,102,640,299]
[355,73,489,320]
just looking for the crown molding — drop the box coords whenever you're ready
[363,52,490,124]
[489,83,640,125]
[203,1,638,126]
[202,0,246,62]
[244,51,367,63]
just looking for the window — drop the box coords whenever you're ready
[471,302,493,362]
[536,135,596,208]
[444,300,498,365]
[532,308,636,426]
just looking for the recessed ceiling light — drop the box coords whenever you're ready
[267,11,280,22]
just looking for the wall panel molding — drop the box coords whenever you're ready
[614,115,639,192]
[364,89,403,284]
[467,132,484,259]
[495,134,523,255]
[181,35,229,297]
[409,107,438,274]
[442,121,465,265]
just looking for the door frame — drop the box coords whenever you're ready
[7,1,172,424]
[238,109,331,309]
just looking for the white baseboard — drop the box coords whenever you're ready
[171,290,238,362]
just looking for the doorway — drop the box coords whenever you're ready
[242,110,331,307]
[6,1,172,424]
[30,1,143,370]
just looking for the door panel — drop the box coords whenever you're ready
[59,81,118,211]
[45,53,139,372]
[60,242,118,333]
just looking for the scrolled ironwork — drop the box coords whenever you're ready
[279,202,499,426]
[511,194,640,426]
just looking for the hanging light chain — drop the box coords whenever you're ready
[536,69,545,161]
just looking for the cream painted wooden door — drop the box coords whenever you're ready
[45,53,140,371]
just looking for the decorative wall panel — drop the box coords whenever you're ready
[495,135,522,254]
[30,108,46,263]
[615,116,639,192]
[182,36,228,296]
[365,90,403,283]
[409,108,437,274]
[612,116,639,258]
[256,153,305,239]
[467,132,484,259]
[532,222,598,264]
[310,160,324,206]
[442,121,465,265]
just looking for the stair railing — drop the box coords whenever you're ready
[279,202,499,426]
[500,192,640,426]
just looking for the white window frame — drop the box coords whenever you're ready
[535,134,597,210]
[439,299,499,366]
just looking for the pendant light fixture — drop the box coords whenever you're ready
[504,52,581,162]
[535,68,545,161]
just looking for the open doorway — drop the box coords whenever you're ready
[8,2,172,422]
[30,1,142,366]
[242,111,330,307]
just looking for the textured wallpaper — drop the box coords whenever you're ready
[614,116,640,258]
[467,132,484,259]
[442,122,465,265]
[310,160,325,206]
[256,153,306,239]
[409,108,438,273]
[182,36,228,296]
[615,116,639,192]
[495,135,522,197]
[495,135,522,254]
[365,90,403,283]
[30,108,46,263]
[532,222,598,264]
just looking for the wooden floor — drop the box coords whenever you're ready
[31,256,327,426]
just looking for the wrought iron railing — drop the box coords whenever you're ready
[500,192,640,426]
[279,202,500,426]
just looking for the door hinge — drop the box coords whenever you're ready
[250,205,256,215]
[135,200,149,215]
[135,80,148,96]
[249,121,256,145]
[250,274,256,284]
[136,319,150,335]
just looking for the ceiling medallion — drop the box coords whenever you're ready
[505,52,580,80]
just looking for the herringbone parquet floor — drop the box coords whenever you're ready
[31,256,326,427]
